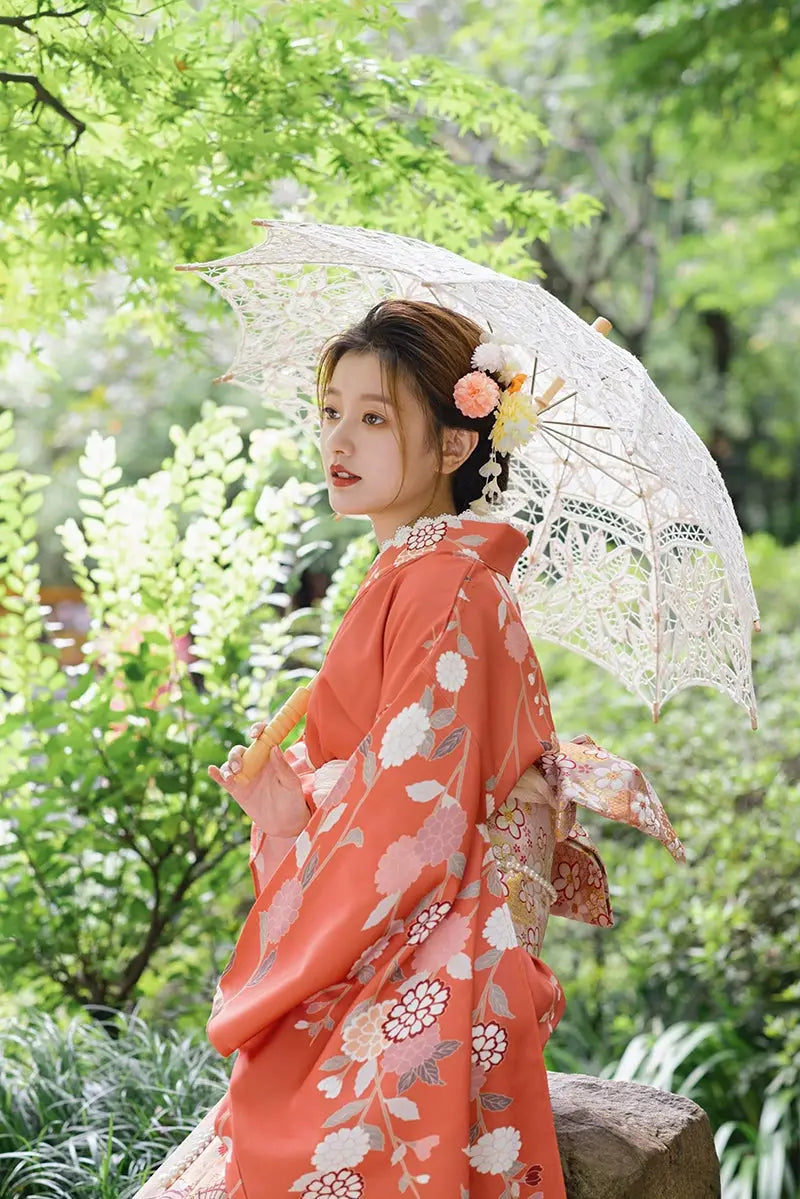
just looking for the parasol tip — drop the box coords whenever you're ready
[592,316,613,337]
[213,372,234,384]
[753,618,761,633]
[750,710,759,731]
[651,701,660,723]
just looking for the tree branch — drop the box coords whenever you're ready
[0,6,88,30]
[0,71,86,148]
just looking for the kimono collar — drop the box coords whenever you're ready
[375,509,529,582]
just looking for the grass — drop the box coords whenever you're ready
[0,1008,228,1199]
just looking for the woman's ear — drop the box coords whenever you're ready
[441,427,479,475]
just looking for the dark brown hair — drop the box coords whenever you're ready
[316,299,510,513]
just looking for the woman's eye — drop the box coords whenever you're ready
[321,407,384,426]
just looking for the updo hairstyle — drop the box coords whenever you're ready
[316,299,510,513]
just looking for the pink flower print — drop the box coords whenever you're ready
[469,1061,487,1100]
[504,620,529,662]
[407,902,452,945]
[375,835,424,895]
[302,1169,365,1198]
[382,978,451,1043]
[410,1135,439,1161]
[415,804,467,866]
[554,861,581,902]
[631,792,660,832]
[561,894,591,922]
[381,1022,440,1074]
[261,878,303,943]
[412,911,470,975]
[472,1021,509,1070]
[585,858,603,889]
[493,799,525,840]
[407,519,448,553]
[347,932,392,981]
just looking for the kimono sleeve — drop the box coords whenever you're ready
[207,557,553,1057]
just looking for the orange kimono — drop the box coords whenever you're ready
[207,514,567,1199]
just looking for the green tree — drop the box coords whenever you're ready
[399,0,800,540]
[0,404,344,1018]
[0,0,596,348]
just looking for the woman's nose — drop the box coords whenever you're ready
[325,418,356,450]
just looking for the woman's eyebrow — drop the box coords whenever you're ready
[324,388,389,403]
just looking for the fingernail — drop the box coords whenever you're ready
[231,760,241,774]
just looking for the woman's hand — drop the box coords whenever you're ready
[208,721,310,837]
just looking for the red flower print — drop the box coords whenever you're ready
[493,799,525,840]
[302,1170,364,1198]
[407,902,452,945]
[471,1021,508,1069]
[382,978,451,1043]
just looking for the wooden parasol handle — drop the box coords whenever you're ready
[236,680,316,784]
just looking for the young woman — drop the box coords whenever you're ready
[149,299,570,1198]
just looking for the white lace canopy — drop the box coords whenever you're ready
[177,221,759,726]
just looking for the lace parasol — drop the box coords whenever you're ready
[176,220,759,726]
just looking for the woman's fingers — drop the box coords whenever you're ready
[208,744,248,787]
[226,744,247,777]
[248,720,267,740]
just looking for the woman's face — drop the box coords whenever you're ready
[319,351,450,543]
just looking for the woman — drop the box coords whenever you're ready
[147,299,568,1198]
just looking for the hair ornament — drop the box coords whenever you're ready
[454,336,540,505]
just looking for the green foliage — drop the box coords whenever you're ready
[406,0,800,541]
[540,539,800,1197]
[0,406,331,1017]
[0,1007,228,1198]
[0,0,595,346]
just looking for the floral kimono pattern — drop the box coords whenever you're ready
[207,514,567,1199]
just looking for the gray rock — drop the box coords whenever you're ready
[547,1073,721,1199]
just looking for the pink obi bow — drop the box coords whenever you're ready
[492,735,684,934]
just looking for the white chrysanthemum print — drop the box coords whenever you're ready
[302,1169,365,1198]
[379,702,431,768]
[465,1126,521,1174]
[312,1126,371,1173]
[483,904,518,952]
[407,902,452,945]
[435,650,467,692]
[382,978,451,1042]
[472,1021,508,1069]
[406,519,448,552]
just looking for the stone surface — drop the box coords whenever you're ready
[547,1072,721,1199]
